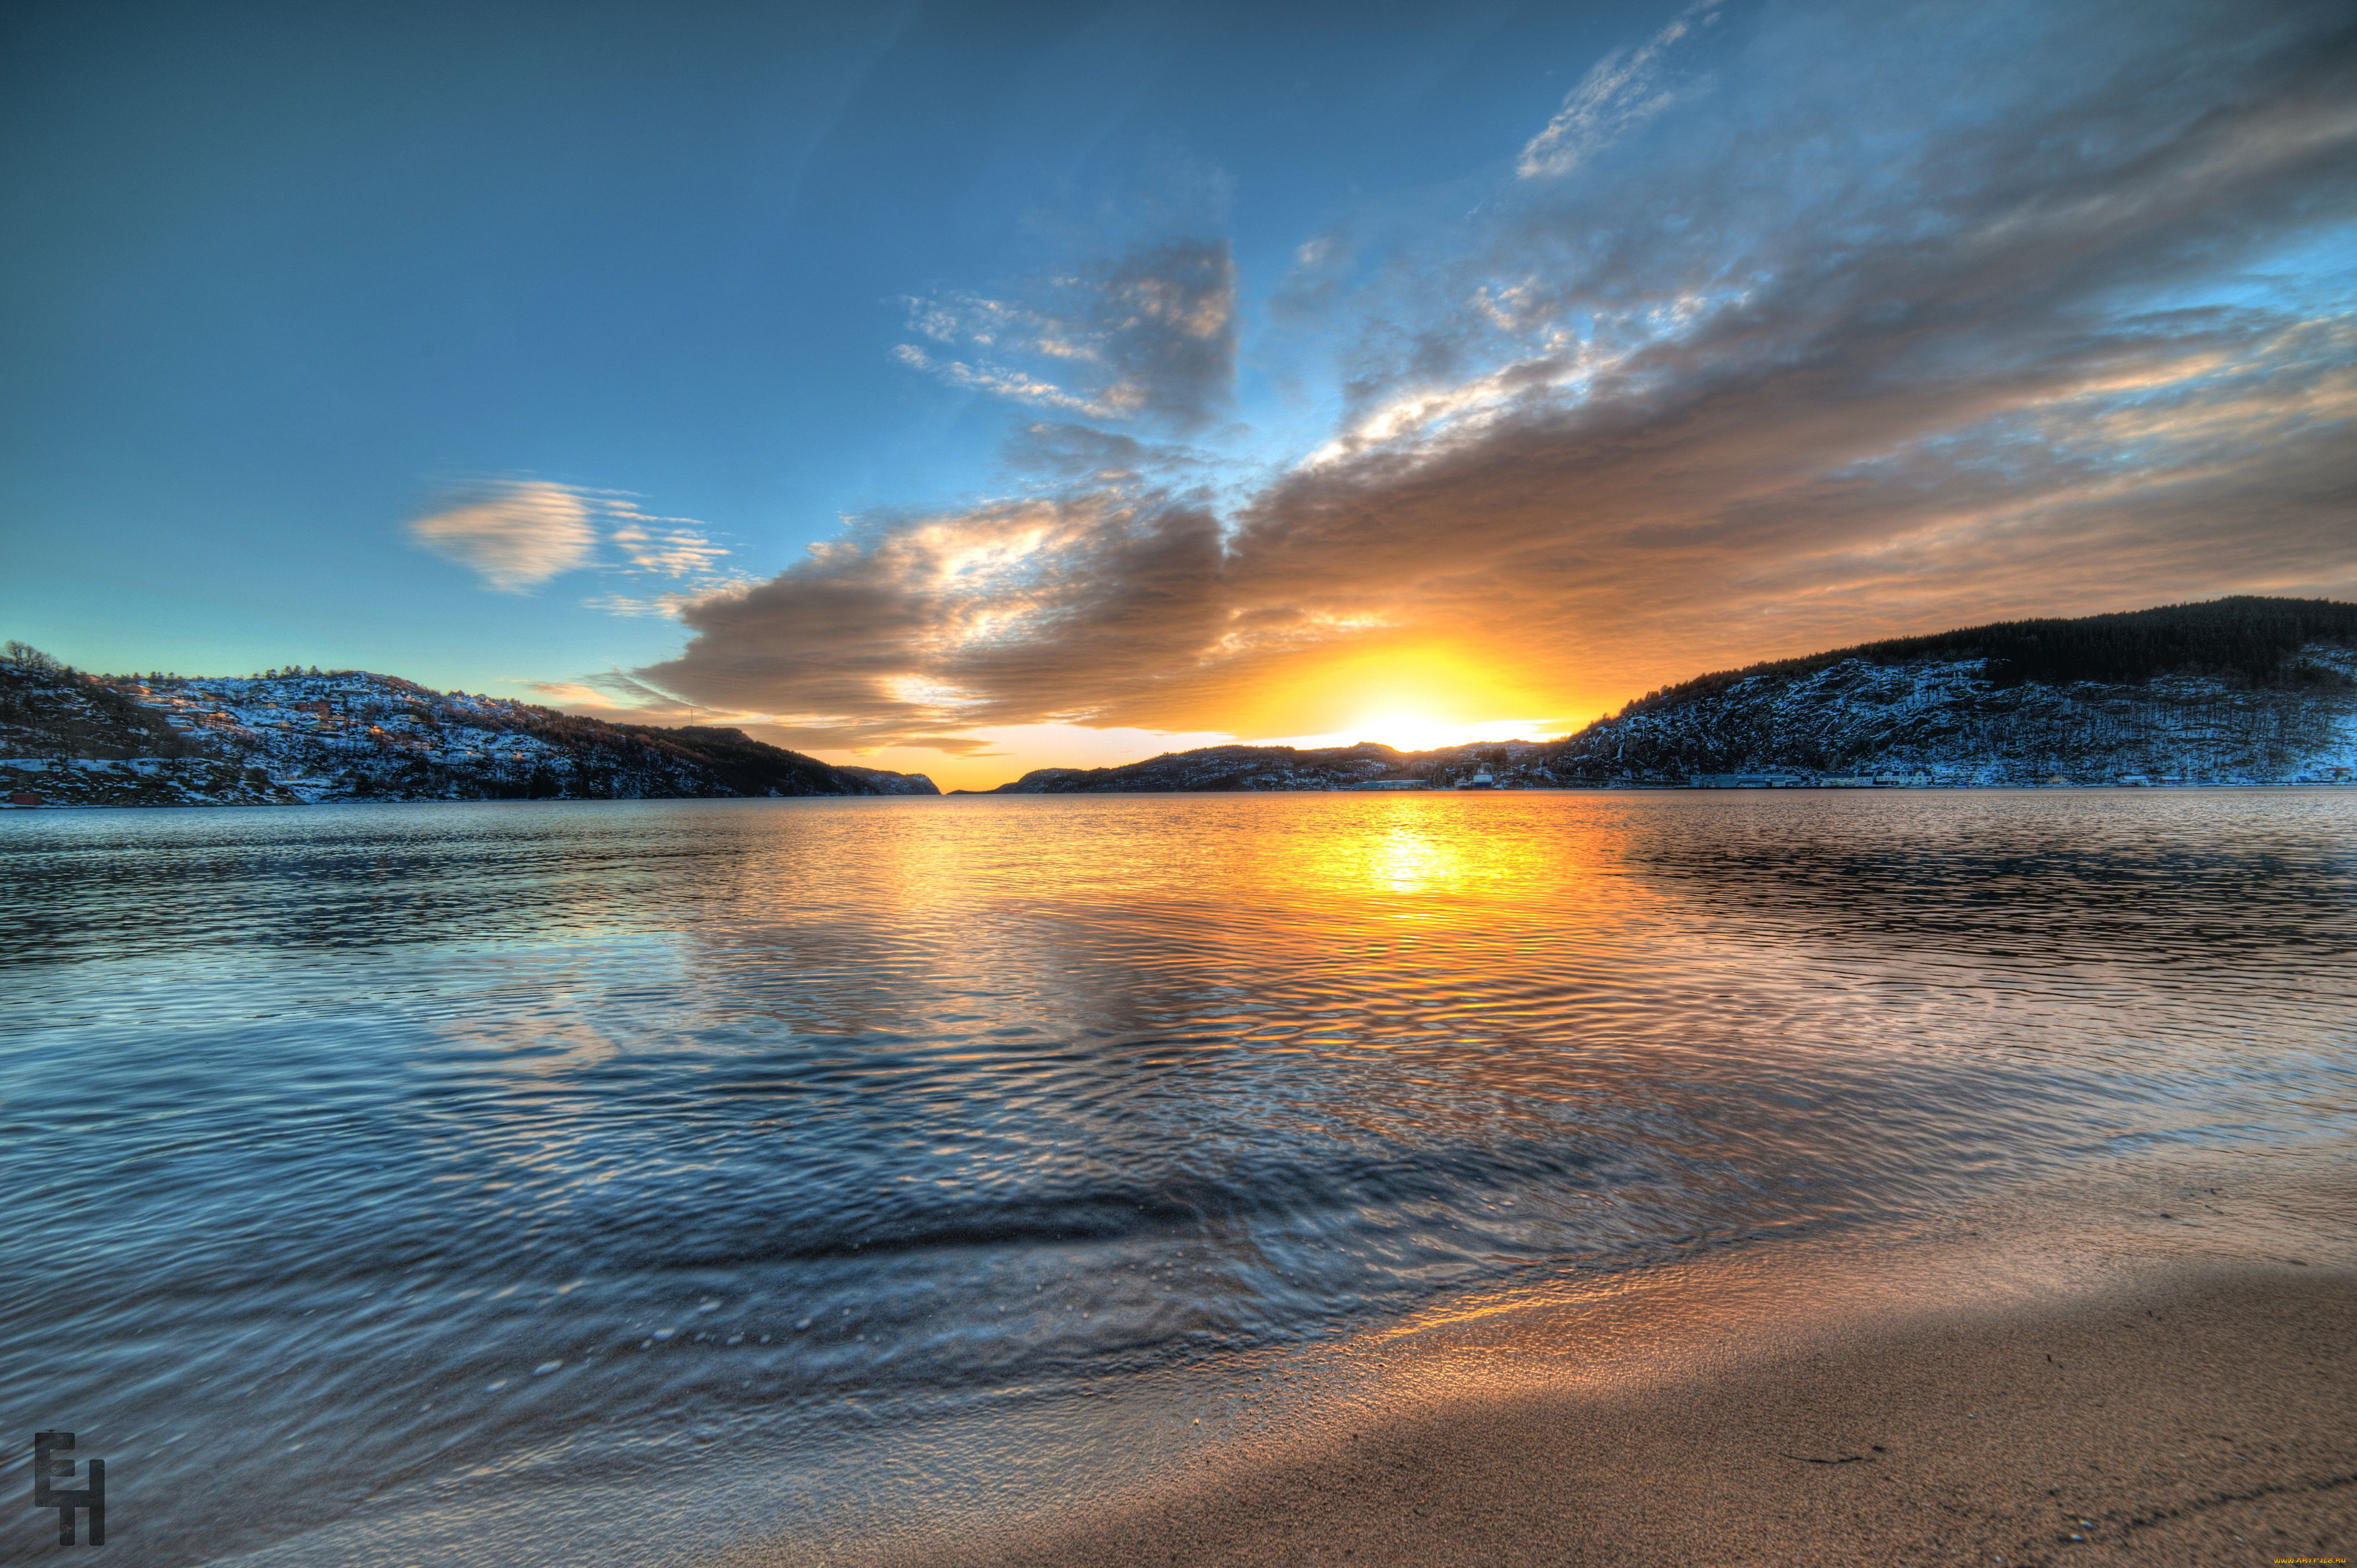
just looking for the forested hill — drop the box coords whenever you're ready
[1617,597,2357,717]
[1553,596,2357,786]
[0,647,936,807]
[990,598,2357,792]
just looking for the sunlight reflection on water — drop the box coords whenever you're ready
[2,791,2353,1562]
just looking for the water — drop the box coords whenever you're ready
[3,791,2353,1562]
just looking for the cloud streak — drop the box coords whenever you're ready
[896,239,1237,429]
[641,0,2357,754]
[1518,2,1718,180]
[409,481,597,591]
[409,480,737,610]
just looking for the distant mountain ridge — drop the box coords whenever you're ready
[992,598,2357,792]
[9,599,2354,808]
[0,651,936,806]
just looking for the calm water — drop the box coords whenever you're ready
[3,791,2354,1562]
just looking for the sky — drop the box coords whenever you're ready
[3,0,2352,790]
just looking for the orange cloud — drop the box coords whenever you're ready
[614,4,2356,784]
[410,481,595,591]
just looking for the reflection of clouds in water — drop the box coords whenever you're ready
[430,997,628,1072]
[421,938,695,1073]
[7,795,2355,1565]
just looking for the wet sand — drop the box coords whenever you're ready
[933,1261,2355,1567]
[727,1152,2357,1568]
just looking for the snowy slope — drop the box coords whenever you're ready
[1546,645,2357,786]
[0,662,937,806]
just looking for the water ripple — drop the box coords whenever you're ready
[2,791,2353,1562]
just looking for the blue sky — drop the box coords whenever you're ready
[5,0,2353,787]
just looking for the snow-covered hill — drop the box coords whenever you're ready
[0,657,936,807]
[994,742,1417,793]
[994,600,2357,793]
[1546,646,2357,787]
[9,599,2354,806]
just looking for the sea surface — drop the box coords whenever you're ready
[3,791,2353,1563]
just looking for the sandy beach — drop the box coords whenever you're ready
[943,1263,2354,1567]
[725,1158,2357,1568]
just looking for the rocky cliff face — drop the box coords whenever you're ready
[0,661,938,806]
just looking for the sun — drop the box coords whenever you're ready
[1223,636,1582,753]
[1353,709,1467,752]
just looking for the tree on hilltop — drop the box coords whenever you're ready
[3,641,70,674]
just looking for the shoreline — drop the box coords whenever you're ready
[200,1149,2357,1567]
[8,780,2357,812]
[910,1264,2356,1567]
[727,1152,2357,1568]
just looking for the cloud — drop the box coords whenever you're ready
[635,491,1229,749]
[519,672,765,735]
[409,481,597,591]
[892,343,1108,416]
[896,239,1237,429]
[1269,229,1356,329]
[408,479,737,610]
[1519,2,1718,180]
[521,679,631,709]
[1097,241,1238,426]
[604,497,731,578]
[1000,421,1214,484]
[579,590,711,618]
[644,0,2357,749]
[1229,0,2357,690]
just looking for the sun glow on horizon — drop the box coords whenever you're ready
[543,635,1614,789]
[1345,709,1504,752]
[1213,639,1588,754]
[1281,711,1572,754]
[1346,707,1451,752]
